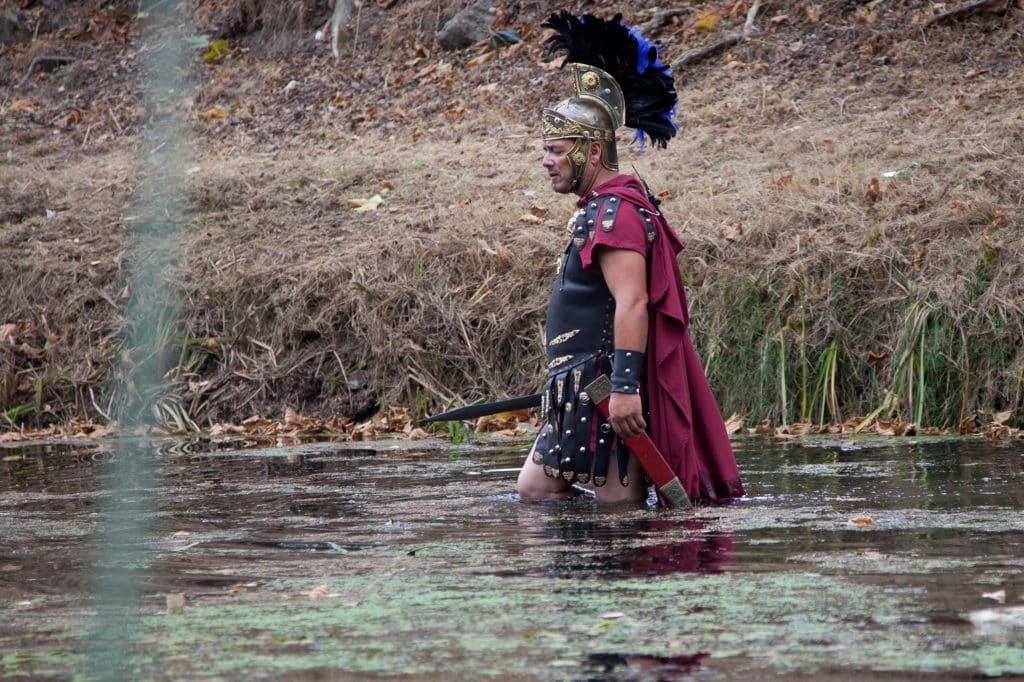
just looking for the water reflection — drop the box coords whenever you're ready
[525,515,736,577]
[739,439,1024,510]
[620,519,735,575]
[585,651,710,679]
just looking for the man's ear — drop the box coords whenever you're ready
[590,140,604,163]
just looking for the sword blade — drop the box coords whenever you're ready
[418,393,542,424]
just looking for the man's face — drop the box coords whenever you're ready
[542,138,577,194]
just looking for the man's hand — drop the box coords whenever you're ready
[608,391,646,440]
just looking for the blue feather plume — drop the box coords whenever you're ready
[543,11,678,149]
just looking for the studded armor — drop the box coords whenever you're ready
[533,194,656,486]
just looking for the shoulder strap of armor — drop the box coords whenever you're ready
[586,192,657,246]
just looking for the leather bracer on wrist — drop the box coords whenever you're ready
[610,349,644,394]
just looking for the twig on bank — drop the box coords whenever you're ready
[743,0,764,35]
[16,54,75,89]
[89,386,112,422]
[247,336,279,369]
[637,8,694,38]
[108,108,124,134]
[671,34,743,68]
[922,0,1009,29]
[670,0,762,69]
[407,360,457,407]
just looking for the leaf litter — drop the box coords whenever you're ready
[1,0,1023,443]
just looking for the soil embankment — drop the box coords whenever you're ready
[1,0,1022,436]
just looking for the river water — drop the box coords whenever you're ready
[2,435,1023,680]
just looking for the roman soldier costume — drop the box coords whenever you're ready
[534,11,744,503]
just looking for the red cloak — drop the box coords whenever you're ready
[577,175,744,503]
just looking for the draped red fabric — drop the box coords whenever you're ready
[578,176,745,503]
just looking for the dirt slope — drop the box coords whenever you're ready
[1,0,1022,435]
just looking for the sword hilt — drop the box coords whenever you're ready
[579,374,611,406]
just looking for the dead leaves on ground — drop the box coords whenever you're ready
[737,410,1021,442]
[769,173,793,191]
[5,98,40,114]
[473,410,537,437]
[519,205,549,224]
[68,7,135,45]
[0,401,536,445]
[693,7,724,31]
[208,403,535,443]
[0,418,118,444]
[865,176,886,201]
[3,406,1019,445]
[345,194,384,212]
[2,318,54,362]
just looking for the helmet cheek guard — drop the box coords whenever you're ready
[566,138,592,192]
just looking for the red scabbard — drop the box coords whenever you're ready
[582,375,692,509]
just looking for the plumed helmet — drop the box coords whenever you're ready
[540,11,678,152]
[542,67,622,177]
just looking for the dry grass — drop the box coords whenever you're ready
[190,0,329,41]
[1,0,1023,431]
[673,51,1024,426]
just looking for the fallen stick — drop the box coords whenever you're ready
[108,108,124,135]
[16,54,75,89]
[637,8,693,38]
[671,34,742,68]
[670,0,761,69]
[923,0,1009,28]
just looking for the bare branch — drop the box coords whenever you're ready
[670,0,762,70]
[636,8,693,38]
[16,54,75,90]
[923,0,1009,28]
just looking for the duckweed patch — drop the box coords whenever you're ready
[121,571,1021,679]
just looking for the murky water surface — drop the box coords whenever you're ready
[2,436,1023,680]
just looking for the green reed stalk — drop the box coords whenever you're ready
[1015,361,1024,418]
[810,339,839,427]
[778,327,788,426]
[916,313,927,427]
[856,301,931,431]
[856,349,909,432]
[800,317,809,422]
[906,347,914,425]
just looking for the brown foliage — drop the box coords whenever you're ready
[191,0,330,41]
[1,0,1023,436]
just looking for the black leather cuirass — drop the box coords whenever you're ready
[534,194,630,486]
[544,196,624,371]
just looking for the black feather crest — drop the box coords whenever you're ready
[542,10,677,148]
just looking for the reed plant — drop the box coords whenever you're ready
[808,339,840,428]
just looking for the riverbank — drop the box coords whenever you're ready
[2,0,1022,437]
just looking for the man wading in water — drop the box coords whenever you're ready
[516,11,745,506]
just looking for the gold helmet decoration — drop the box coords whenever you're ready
[542,63,624,143]
[542,64,624,175]
[540,11,678,182]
